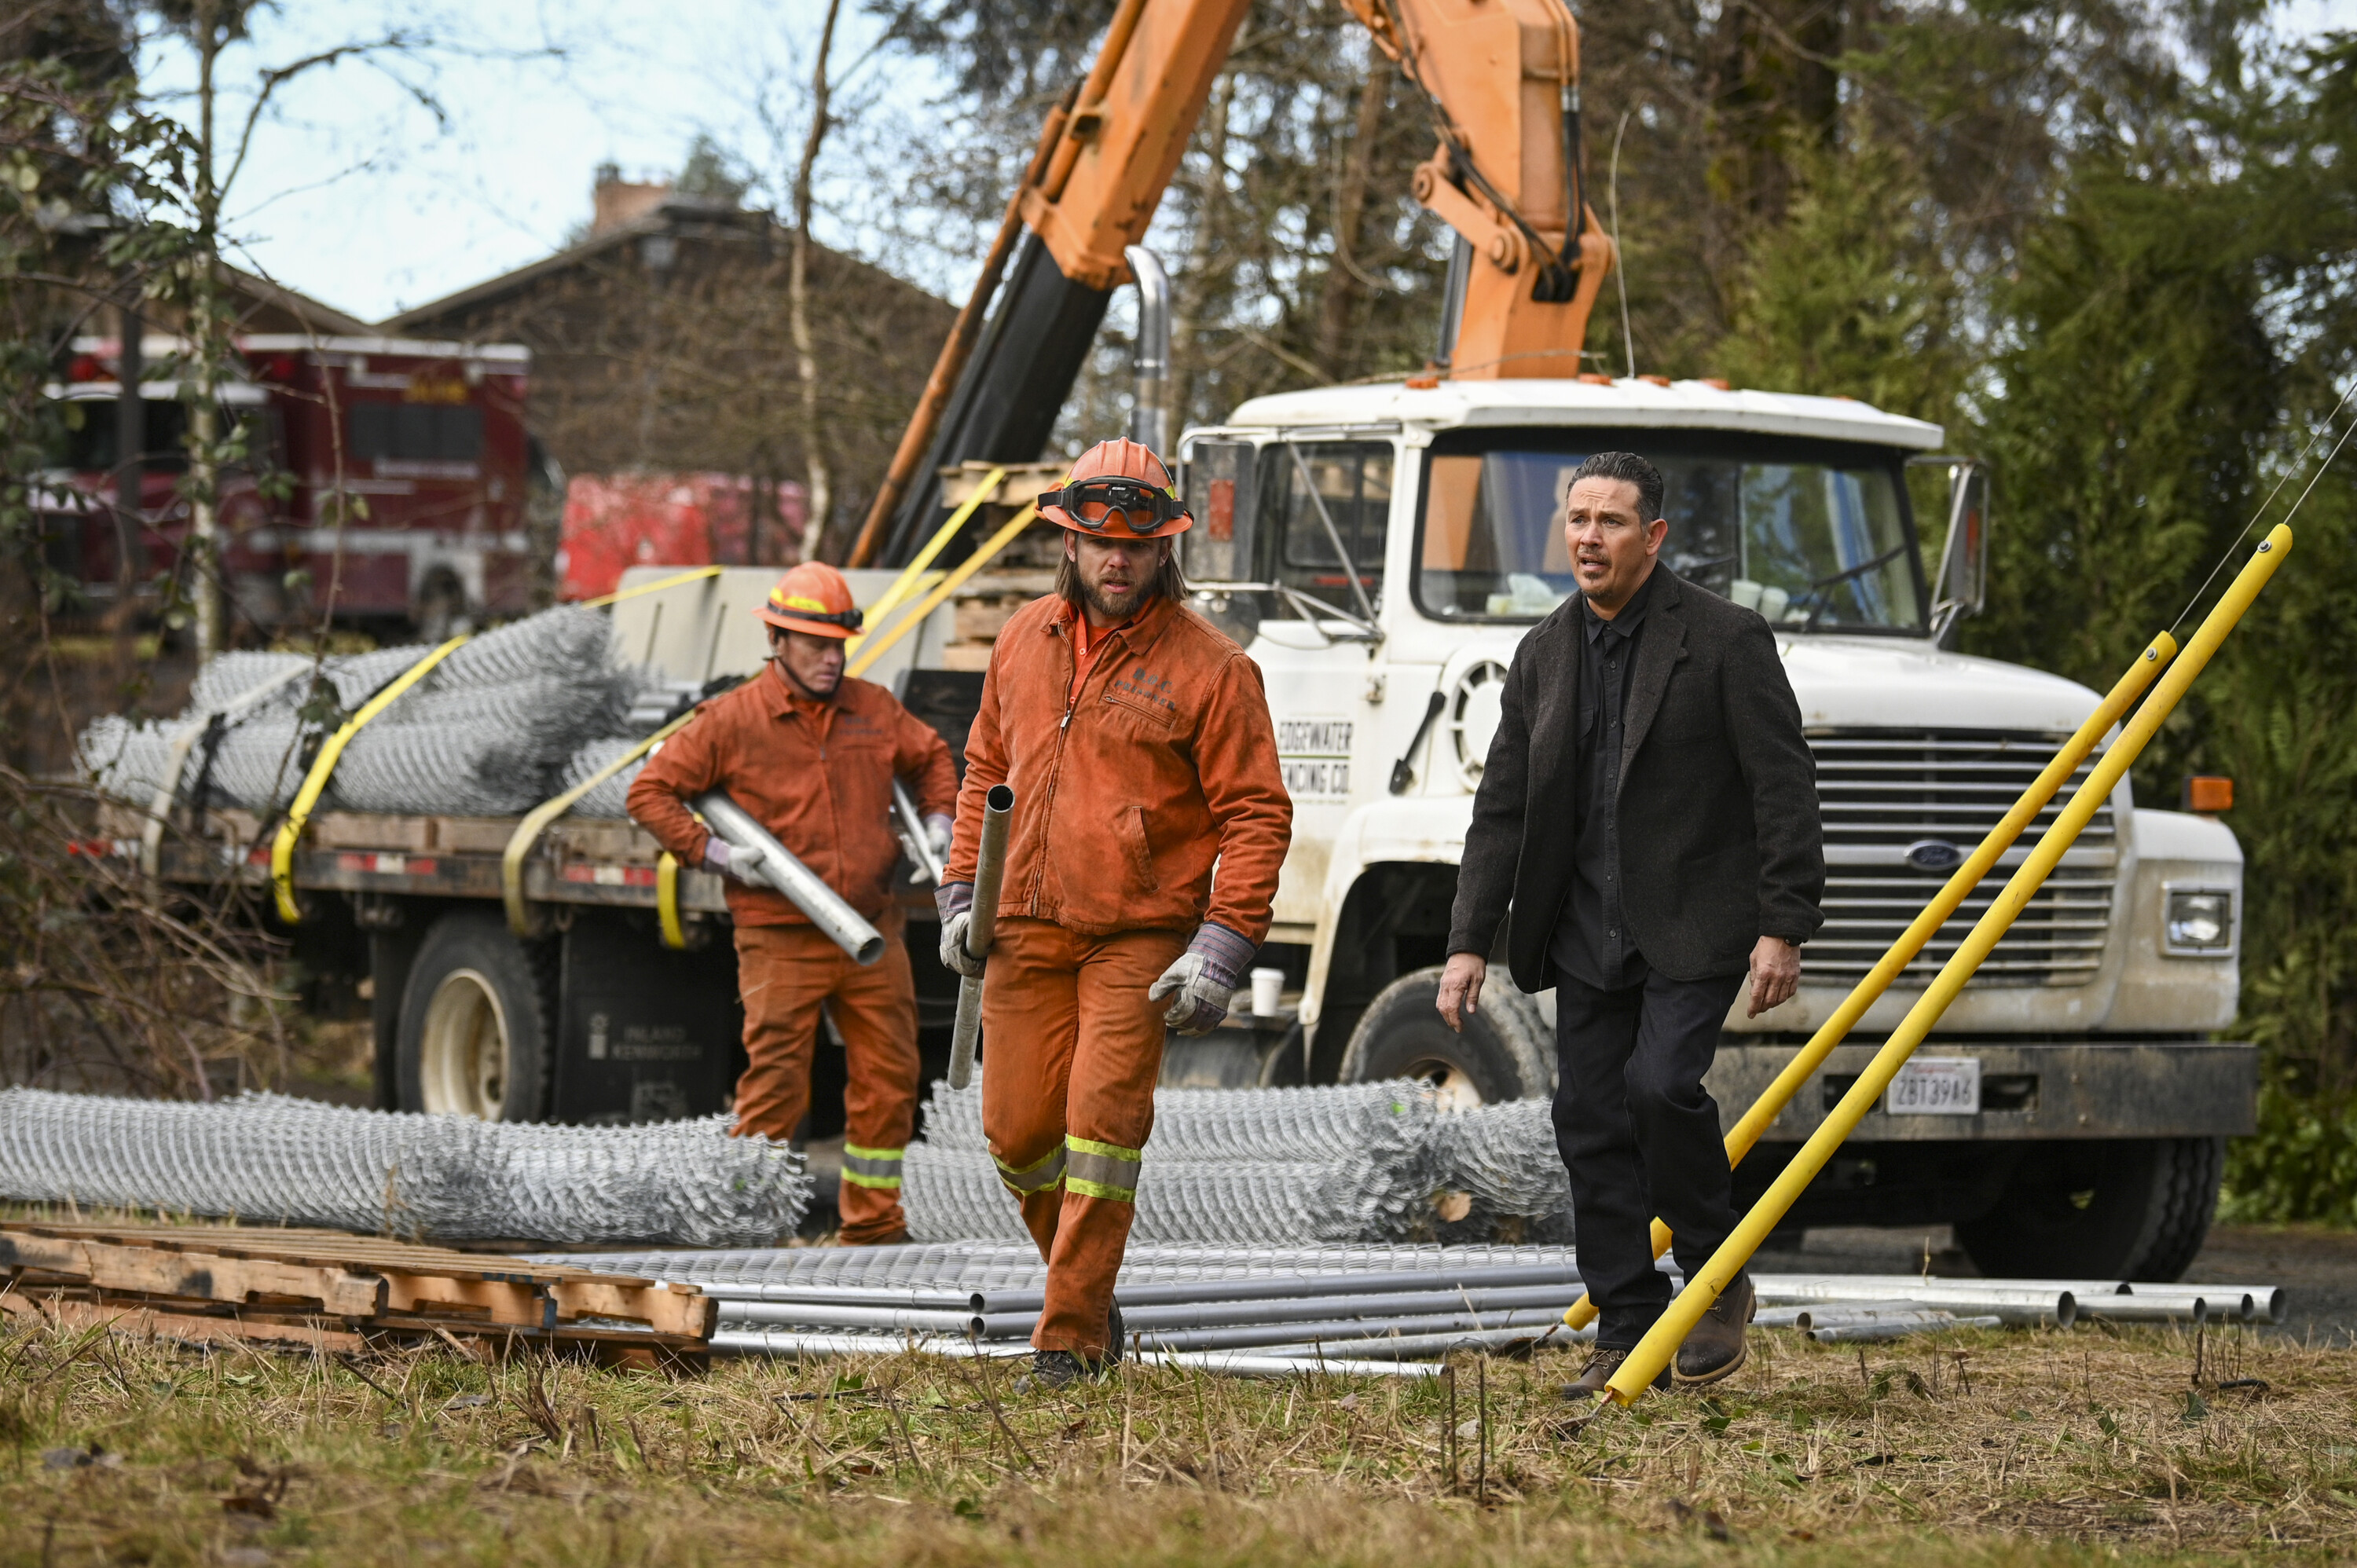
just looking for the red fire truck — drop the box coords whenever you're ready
[39,334,543,636]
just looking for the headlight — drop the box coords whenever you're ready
[2162,886,2234,956]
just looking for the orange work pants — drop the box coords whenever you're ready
[732,916,918,1245]
[980,917,1188,1357]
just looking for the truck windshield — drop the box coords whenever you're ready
[1415,431,1925,633]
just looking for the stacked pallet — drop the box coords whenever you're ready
[0,1222,715,1372]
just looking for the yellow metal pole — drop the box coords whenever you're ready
[1561,627,2178,1329]
[845,504,1039,680]
[1604,525,2292,1404]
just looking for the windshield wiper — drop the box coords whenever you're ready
[1798,544,1909,632]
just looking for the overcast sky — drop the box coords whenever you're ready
[137,0,2357,328]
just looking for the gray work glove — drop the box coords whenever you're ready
[702,837,750,881]
[924,813,954,863]
[1149,924,1256,1036]
[936,881,984,979]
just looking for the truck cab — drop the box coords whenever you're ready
[1172,376,2251,1279]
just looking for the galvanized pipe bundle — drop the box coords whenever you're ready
[0,1089,808,1247]
[531,1239,1589,1367]
[528,1236,2285,1372]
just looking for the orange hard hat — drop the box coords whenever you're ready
[756,562,863,639]
[1037,438,1193,538]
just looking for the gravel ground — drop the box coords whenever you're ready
[1753,1222,2357,1343]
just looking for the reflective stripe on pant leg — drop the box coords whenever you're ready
[995,1143,1066,1196]
[1063,1135,1140,1203]
[841,1143,904,1190]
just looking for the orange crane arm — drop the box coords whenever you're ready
[853,0,1612,563]
[1340,0,1612,377]
[1023,0,1612,372]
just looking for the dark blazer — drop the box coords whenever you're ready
[1447,566,1824,991]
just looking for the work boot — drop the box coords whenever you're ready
[1559,1345,1668,1401]
[1673,1272,1755,1387]
[1025,1301,1127,1390]
[1027,1350,1091,1390]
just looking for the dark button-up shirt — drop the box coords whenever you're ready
[1550,568,1659,989]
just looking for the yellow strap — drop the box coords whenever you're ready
[500,709,700,936]
[656,851,687,949]
[845,504,1038,680]
[582,565,724,609]
[846,467,1009,655]
[270,636,471,925]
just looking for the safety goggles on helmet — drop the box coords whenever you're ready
[769,599,863,632]
[1037,476,1190,534]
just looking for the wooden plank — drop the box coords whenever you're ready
[31,1297,372,1354]
[545,1280,717,1338]
[0,1231,387,1316]
[2,1223,712,1341]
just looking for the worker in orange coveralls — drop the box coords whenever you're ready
[939,438,1292,1386]
[629,562,956,1245]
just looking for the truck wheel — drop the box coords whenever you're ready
[2126,1135,2225,1281]
[396,910,557,1121]
[1955,1136,2224,1282]
[1338,966,1552,1108]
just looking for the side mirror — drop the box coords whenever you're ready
[1915,456,1989,642]
[1180,438,1257,584]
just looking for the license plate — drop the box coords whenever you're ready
[1886,1057,1981,1115]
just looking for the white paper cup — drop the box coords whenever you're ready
[1250,967,1285,1017]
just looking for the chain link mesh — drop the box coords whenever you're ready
[82,607,652,819]
[0,1089,808,1247]
[901,1077,1574,1246]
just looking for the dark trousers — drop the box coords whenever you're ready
[1551,965,1747,1348]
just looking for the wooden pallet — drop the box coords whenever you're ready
[0,1222,717,1371]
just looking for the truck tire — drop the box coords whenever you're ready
[1956,1136,2224,1282]
[395,910,558,1121]
[1338,966,1552,1108]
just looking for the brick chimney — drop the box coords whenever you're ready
[592,163,673,239]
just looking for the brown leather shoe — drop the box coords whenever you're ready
[1559,1345,1670,1401]
[1673,1273,1754,1386]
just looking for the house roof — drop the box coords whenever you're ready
[379,198,811,331]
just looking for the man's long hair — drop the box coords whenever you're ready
[1055,537,1189,610]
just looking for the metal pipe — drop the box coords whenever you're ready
[1811,1313,2000,1344]
[1754,1276,2077,1328]
[712,1328,1432,1379]
[1433,235,1471,370]
[1967,1280,2259,1324]
[717,1301,984,1335]
[1250,1323,1590,1361]
[694,789,885,964]
[948,784,1014,1088]
[1565,631,2178,1330]
[1607,525,2295,1405]
[893,779,944,885]
[976,1281,1597,1339]
[966,1261,1589,1317]
[1128,1306,1576,1354]
[1124,244,1171,456]
[688,1262,1586,1317]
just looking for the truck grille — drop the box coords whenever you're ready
[1808,731,2117,987]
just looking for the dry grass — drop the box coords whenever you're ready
[0,1306,2350,1567]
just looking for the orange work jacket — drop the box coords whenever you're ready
[628,661,957,928]
[945,593,1292,943]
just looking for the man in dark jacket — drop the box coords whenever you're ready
[1437,450,1823,1398]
